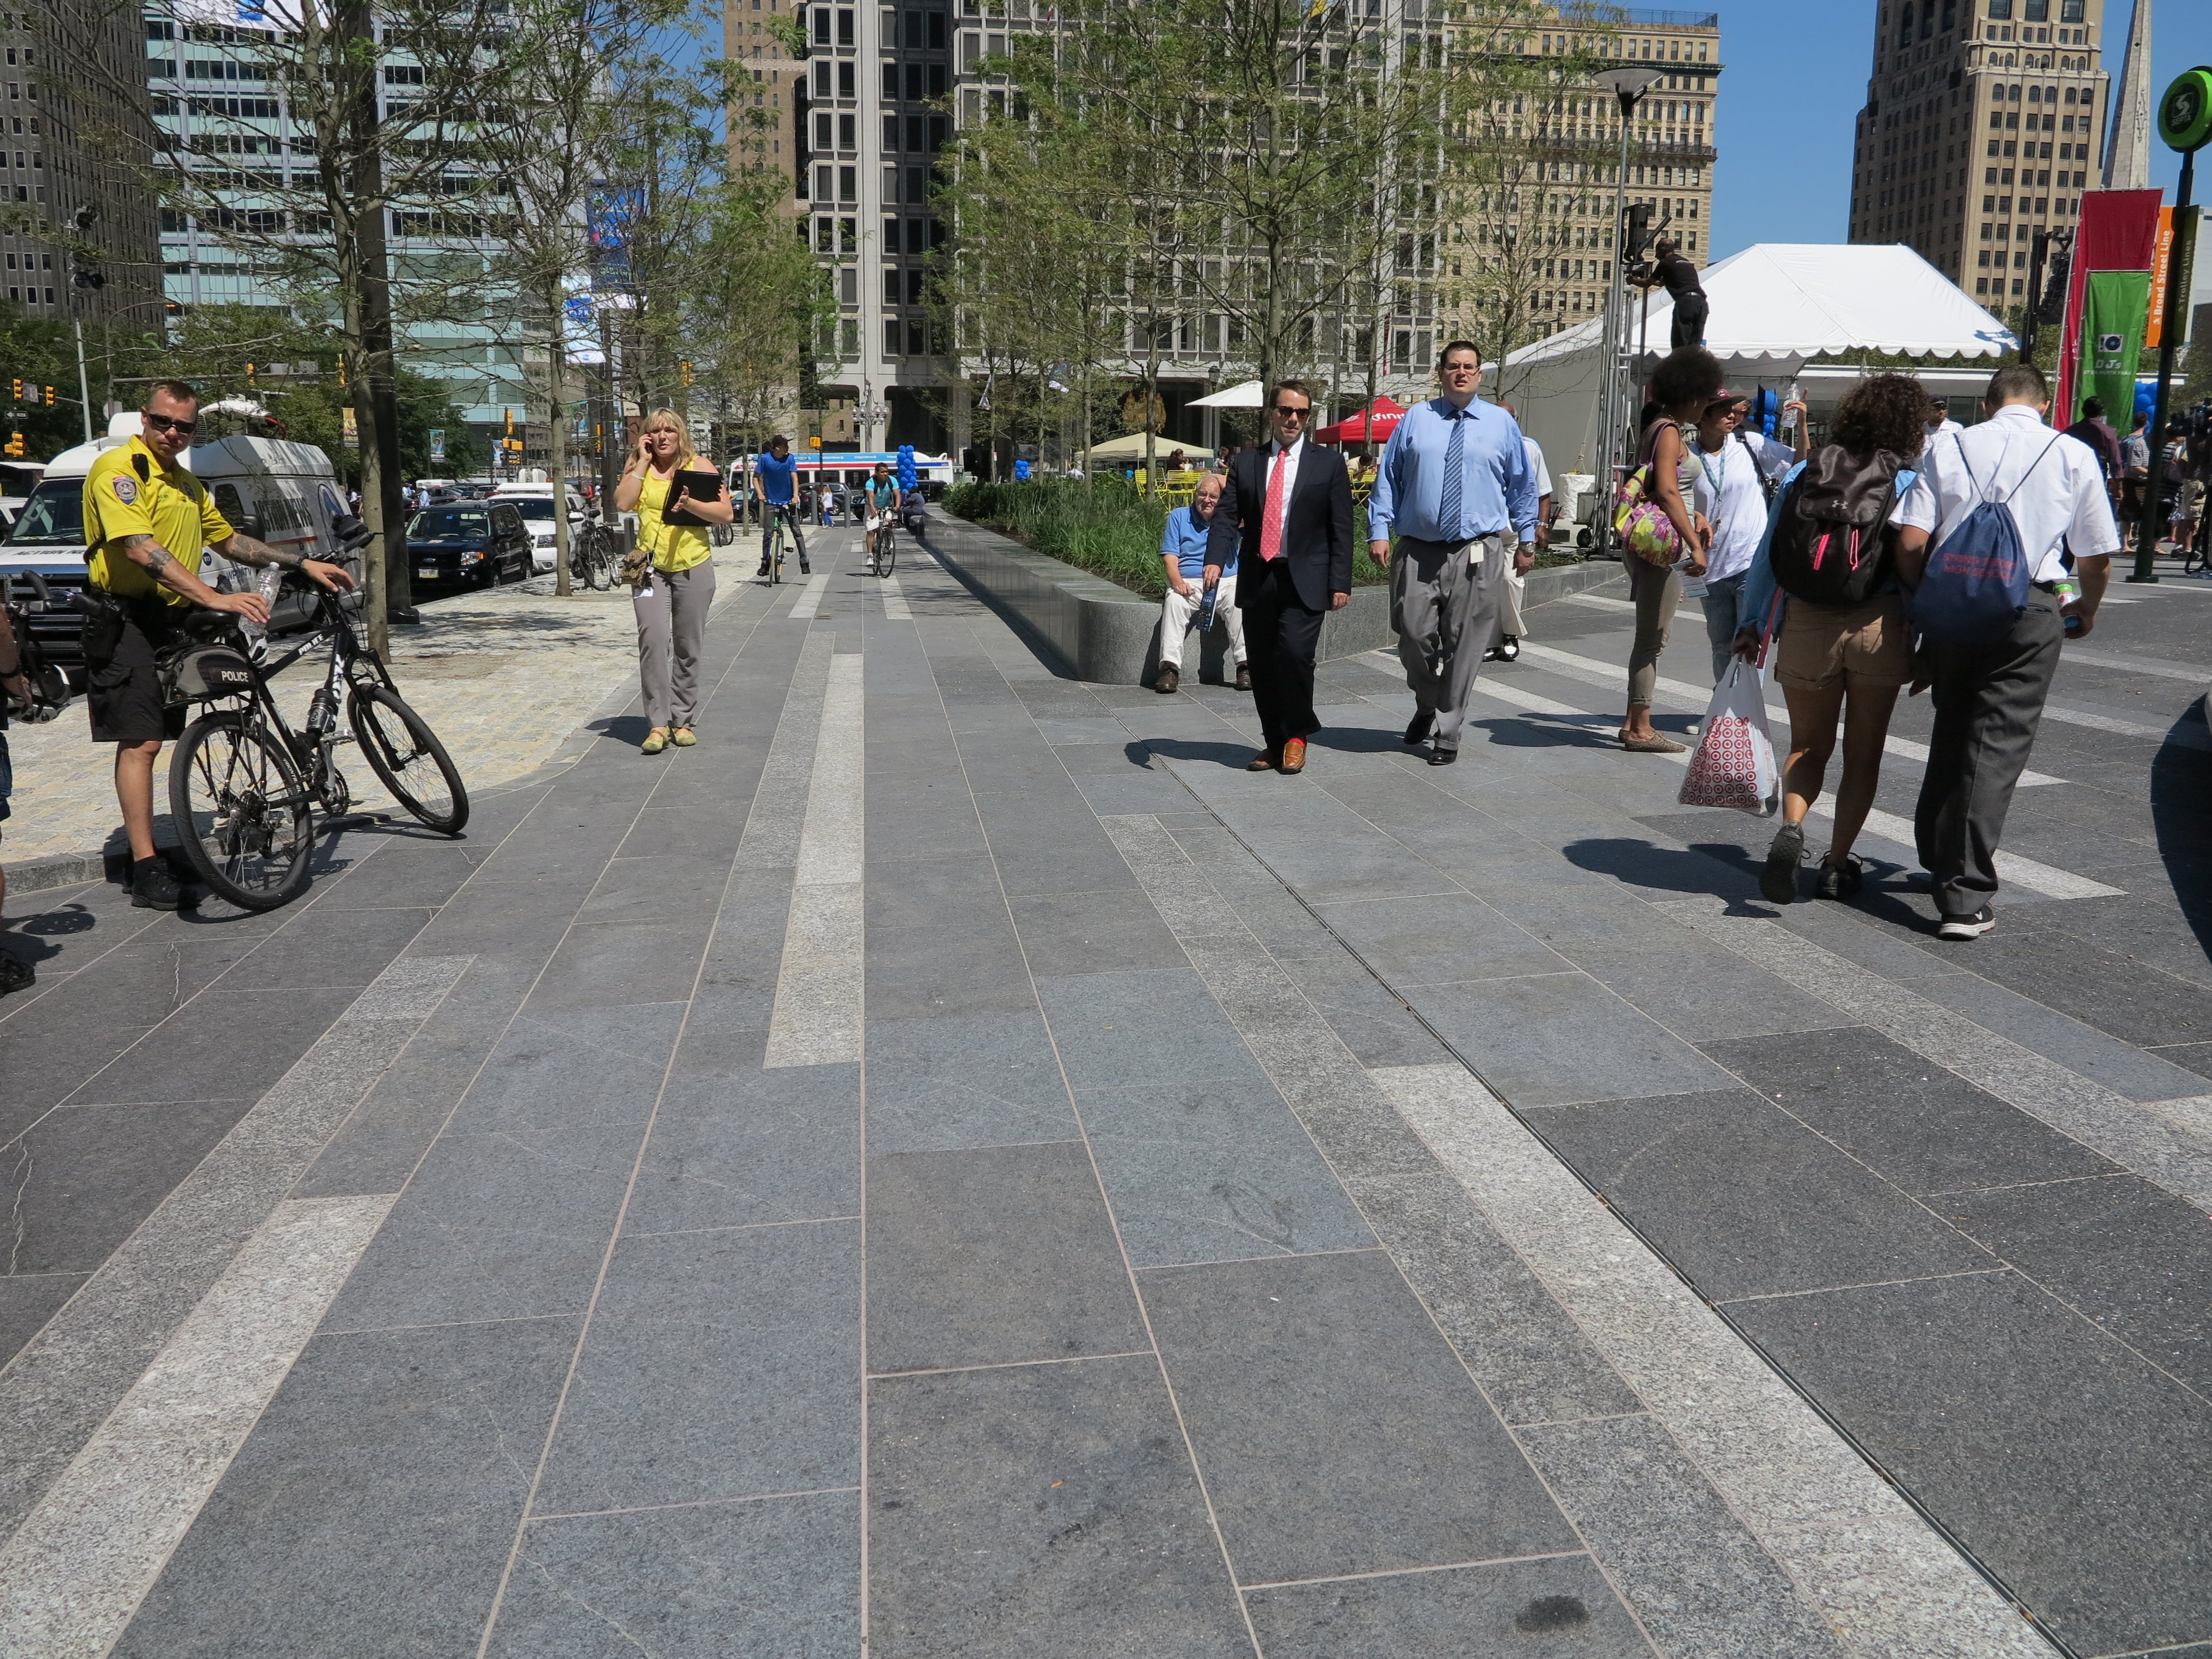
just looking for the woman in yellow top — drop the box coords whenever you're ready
[613,410,732,753]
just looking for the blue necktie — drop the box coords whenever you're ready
[1439,412,1465,542]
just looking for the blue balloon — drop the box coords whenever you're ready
[1015,458,1031,480]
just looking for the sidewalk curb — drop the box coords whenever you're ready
[925,515,1623,684]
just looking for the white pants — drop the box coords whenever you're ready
[1159,572,1247,668]
[1498,564,1528,638]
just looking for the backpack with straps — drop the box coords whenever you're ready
[1908,433,2057,643]
[1766,443,1907,608]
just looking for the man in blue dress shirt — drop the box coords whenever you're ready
[1153,473,1247,694]
[1368,342,1539,765]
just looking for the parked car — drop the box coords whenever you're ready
[488,485,588,574]
[405,501,533,590]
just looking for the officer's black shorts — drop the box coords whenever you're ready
[85,608,188,745]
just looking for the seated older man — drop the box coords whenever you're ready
[1154,473,1248,693]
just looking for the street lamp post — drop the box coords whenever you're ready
[857,384,887,453]
[2132,67,2212,584]
[1593,67,1665,555]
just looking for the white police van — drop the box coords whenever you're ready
[0,408,357,677]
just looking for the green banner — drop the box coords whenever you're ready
[2079,269,2152,422]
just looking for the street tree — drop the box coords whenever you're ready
[68,0,509,653]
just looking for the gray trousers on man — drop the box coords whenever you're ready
[634,562,717,729]
[1913,591,2063,916]
[1392,533,1504,752]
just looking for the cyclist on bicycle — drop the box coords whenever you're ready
[863,463,900,574]
[82,380,355,910]
[753,435,809,578]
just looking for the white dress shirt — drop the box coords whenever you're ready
[1522,436,1553,500]
[1897,404,2120,583]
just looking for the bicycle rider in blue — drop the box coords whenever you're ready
[754,435,809,578]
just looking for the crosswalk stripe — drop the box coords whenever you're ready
[1459,677,2122,901]
[1513,640,2067,788]
[787,572,831,620]
[2056,645,2212,684]
[881,573,912,621]
[765,651,866,1067]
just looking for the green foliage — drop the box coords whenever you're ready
[156,304,482,486]
[945,477,1385,597]
[0,305,95,463]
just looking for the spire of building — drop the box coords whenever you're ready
[2102,0,2153,190]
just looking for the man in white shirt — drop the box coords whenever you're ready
[1921,398,1965,450]
[1693,392,1803,680]
[1895,362,2118,940]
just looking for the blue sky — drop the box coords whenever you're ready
[1709,0,2212,300]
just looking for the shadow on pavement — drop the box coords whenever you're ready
[2151,699,2212,966]
[1141,736,1265,770]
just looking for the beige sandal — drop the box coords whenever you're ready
[640,727,669,755]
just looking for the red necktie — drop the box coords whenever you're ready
[1259,446,1288,562]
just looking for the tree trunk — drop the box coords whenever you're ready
[547,273,573,596]
[345,9,408,650]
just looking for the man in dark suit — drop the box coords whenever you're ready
[1204,380,1354,775]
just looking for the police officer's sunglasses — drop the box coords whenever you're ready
[142,412,198,435]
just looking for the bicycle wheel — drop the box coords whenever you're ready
[350,684,470,835]
[169,710,315,911]
[879,527,897,577]
[577,528,607,591]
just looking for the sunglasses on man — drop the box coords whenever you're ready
[1270,404,1310,418]
[142,412,198,435]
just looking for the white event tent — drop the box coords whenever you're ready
[1497,244,2016,475]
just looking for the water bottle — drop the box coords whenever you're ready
[1781,381,1802,437]
[2054,573,2083,635]
[306,684,338,736]
[1196,587,1217,633]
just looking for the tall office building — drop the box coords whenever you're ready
[754,0,962,452]
[1847,0,2110,310]
[6,2,162,327]
[142,2,529,447]
[1477,9,1721,345]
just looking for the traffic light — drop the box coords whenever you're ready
[680,360,693,387]
[503,408,514,437]
[42,385,53,407]
[8,380,18,402]
[4,432,22,458]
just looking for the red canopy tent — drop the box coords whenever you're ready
[1315,395,1407,445]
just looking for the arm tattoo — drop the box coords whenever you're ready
[222,533,305,571]
[119,534,176,574]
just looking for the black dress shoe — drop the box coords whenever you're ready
[1428,747,1458,765]
[1404,711,1434,746]
[1234,664,1251,692]
[1154,665,1179,694]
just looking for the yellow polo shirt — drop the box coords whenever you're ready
[82,436,234,608]
[634,467,714,574]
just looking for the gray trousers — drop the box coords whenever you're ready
[1914,591,2063,916]
[635,562,716,729]
[1392,534,1504,752]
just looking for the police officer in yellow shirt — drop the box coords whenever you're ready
[82,380,356,910]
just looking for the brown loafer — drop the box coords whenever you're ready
[1247,749,1277,772]
[1279,737,1307,774]
[1234,663,1252,692]
[1154,665,1179,694]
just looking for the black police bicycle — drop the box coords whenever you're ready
[167,528,468,910]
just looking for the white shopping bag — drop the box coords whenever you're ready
[1677,659,1778,814]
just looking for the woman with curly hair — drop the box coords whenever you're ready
[1733,372,1932,903]
[1618,347,1723,751]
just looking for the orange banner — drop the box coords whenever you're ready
[2147,208,2174,348]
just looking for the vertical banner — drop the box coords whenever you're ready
[2146,206,2201,350]
[2083,271,2153,416]
[2057,190,2163,422]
